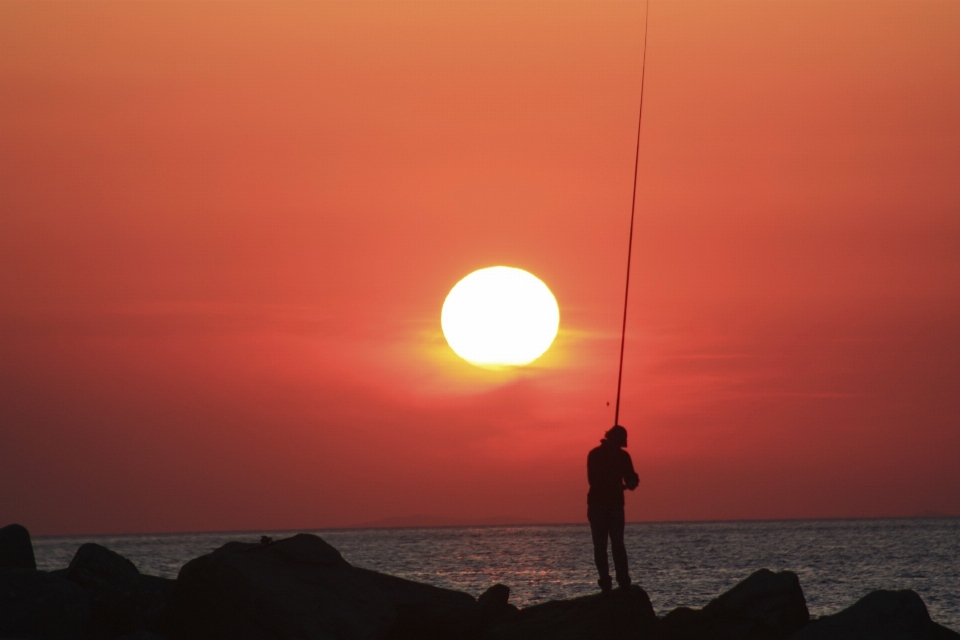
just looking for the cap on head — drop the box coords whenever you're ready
[605,425,628,446]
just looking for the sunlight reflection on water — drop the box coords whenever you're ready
[34,518,959,630]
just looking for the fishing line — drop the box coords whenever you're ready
[614,0,651,427]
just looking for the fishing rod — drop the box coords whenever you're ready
[614,0,651,427]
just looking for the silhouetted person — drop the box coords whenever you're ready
[587,424,639,595]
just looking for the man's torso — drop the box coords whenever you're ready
[587,445,634,506]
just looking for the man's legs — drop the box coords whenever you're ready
[586,505,612,593]
[608,506,630,589]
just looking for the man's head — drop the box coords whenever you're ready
[604,425,628,448]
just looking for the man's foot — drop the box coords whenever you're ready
[598,576,613,596]
[616,576,632,591]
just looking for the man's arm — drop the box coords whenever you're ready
[622,452,640,491]
[587,449,600,487]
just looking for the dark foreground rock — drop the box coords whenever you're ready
[483,585,658,640]
[2,523,957,640]
[0,568,91,640]
[788,589,960,640]
[478,584,518,629]
[1,523,37,570]
[0,523,89,639]
[0,525,174,640]
[163,533,479,640]
[660,569,809,640]
[61,543,174,636]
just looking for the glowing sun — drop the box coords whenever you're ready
[441,266,560,368]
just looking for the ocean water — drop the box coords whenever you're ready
[34,518,959,630]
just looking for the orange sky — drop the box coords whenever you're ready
[1,1,959,535]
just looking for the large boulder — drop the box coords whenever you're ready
[0,523,37,570]
[352,567,482,639]
[0,568,92,639]
[482,585,658,640]
[660,569,809,640]
[61,543,174,636]
[478,584,518,629]
[164,533,479,640]
[788,590,960,640]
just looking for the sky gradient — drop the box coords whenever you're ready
[2,1,959,535]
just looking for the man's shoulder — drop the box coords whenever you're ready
[618,449,637,475]
[588,444,608,458]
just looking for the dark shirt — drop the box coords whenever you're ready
[587,442,640,506]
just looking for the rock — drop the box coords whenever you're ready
[117,632,171,640]
[0,523,37,570]
[479,584,517,629]
[67,542,140,584]
[164,533,479,640]
[661,569,809,640]
[483,585,657,640]
[3,526,951,640]
[63,543,175,636]
[0,567,92,639]
[788,590,960,640]
[704,569,809,637]
[479,584,510,611]
[354,567,481,639]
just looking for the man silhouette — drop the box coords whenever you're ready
[587,424,639,595]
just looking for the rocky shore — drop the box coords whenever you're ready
[1,523,956,640]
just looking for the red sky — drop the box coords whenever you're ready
[1,1,958,536]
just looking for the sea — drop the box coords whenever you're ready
[34,518,959,631]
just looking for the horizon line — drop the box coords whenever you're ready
[32,512,960,540]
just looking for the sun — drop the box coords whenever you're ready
[441,266,560,368]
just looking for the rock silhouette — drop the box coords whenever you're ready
[164,533,479,640]
[0,523,37,570]
[0,525,174,639]
[61,543,174,636]
[789,589,959,640]
[483,585,657,640]
[0,567,91,640]
[1,524,958,640]
[660,568,809,640]
[478,583,517,629]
